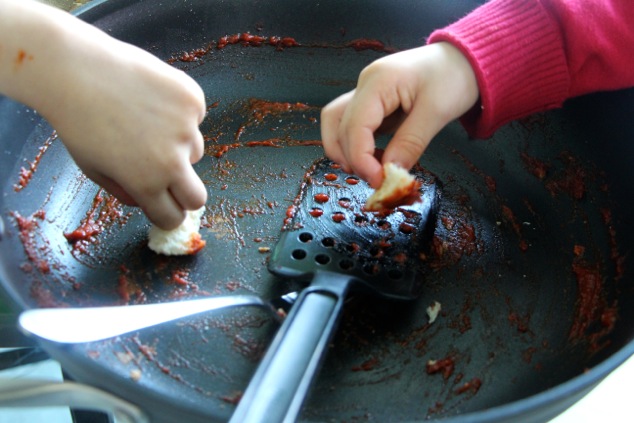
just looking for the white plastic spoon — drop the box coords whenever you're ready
[18,294,292,344]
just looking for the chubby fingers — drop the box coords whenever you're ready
[321,90,386,188]
[321,91,353,171]
[96,128,206,230]
[381,99,442,173]
[133,161,207,230]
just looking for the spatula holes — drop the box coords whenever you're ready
[292,249,307,260]
[363,263,380,275]
[321,237,335,248]
[387,268,404,280]
[315,254,331,265]
[345,176,360,185]
[338,197,351,208]
[339,259,354,270]
[354,215,369,226]
[399,222,415,235]
[314,193,329,203]
[309,207,323,218]
[346,243,360,254]
[299,232,313,243]
[369,245,384,258]
[377,219,391,230]
[332,212,345,223]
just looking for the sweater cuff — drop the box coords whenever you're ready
[428,0,570,138]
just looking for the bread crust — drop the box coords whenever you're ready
[365,163,421,212]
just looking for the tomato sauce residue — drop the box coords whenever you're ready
[521,152,549,179]
[12,210,51,274]
[169,33,391,65]
[452,149,496,193]
[545,152,586,200]
[399,222,415,234]
[314,193,329,203]
[217,33,299,50]
[601,208,626,280]
[569,259,617,348]
[248,98,311,122]
[332,212,346,223]
[245,139,281,148]
[14,49,34,67]
[117,265,146,304]
[455,378,482,395]
[168,269,209,299]
[346,38,394,53]
[175,47,208,62]
[309,207,323,218]
[351,357,379,372]
[345,176,360,185]
[63,189,127,254]
[338,198,351,208]
[426,357,455,380]
[186,233,206,255]
[14,131,57,192]
[324,173,338,181]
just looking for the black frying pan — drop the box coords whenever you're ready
[1,1,634,422]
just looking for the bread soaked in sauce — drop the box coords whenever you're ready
[365,163,421,212]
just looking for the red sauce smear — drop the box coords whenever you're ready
[185,233,206,255]
[569,262,608,340]
[14,49,34,67]
[399,222,415,234]
[455,378,482,395]
[314,193,329,203]
[521,152,549,179]
[217,34,299,50]
[426,357,455,380]
[12,210,50,274]
[63,190,125,254]
[546,154,586,200]
[452,149,496,193]
[346,38,394,53]
[14,131,57,192]
[309,208,323,218]
[245,139,282,148]
[248,99,311,122]
[332,212,345,223]
[352,357,379,372]
[117,265,146,304]
[338,198,351,208]
[601,208,626,280]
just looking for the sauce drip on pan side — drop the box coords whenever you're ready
[168,33,394,65]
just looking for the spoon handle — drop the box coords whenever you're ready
[19,295,275,343]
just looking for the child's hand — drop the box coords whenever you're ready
[321,42,479,188]
[42,20,207,230]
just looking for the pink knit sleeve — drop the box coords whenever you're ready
[428,0,634,139]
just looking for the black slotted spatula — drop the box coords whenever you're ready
[230,158,440,423]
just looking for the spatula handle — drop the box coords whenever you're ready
[229,271,350,423]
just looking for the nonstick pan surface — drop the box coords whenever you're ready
[1,1,634,422]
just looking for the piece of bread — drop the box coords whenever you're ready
[148,206,206,255]
[365,163,421,212]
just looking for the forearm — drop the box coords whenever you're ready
[0,0,208,229]
[0,0,119,121]
[429,0,634,139]
[428,0,569,138]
